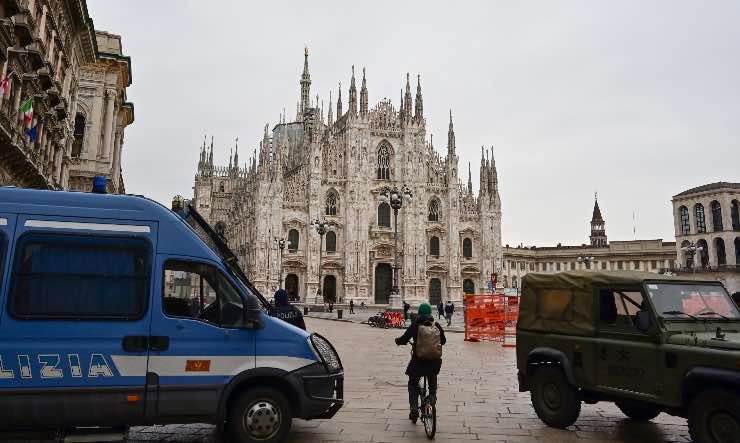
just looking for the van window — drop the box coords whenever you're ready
[163,260,245,328]
[10,234,150,319]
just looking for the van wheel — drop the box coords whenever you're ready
[615,401,661,421]
[530,366,581,428]
[688,390,740,443]
[228,387,292,443]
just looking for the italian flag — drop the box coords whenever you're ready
[20,97,33,128]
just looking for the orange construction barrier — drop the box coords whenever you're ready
[464,294,519,347]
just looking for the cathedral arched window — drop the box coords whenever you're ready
[429,236,440,256]
[679,206,690,235]
[378,202,391,228]
[428,198,440,222]
[377,142,391,180]
[325,231,337,253]
[219,182,225,193]
[325,190,339,216]
[695,203,706,234]
[288,229,299,252]
[462,237,472,258]
[711,201,723,231]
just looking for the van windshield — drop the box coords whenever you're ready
[646,283,740,320]
[179,204,270,311]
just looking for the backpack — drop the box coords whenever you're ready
[415,323,443,360]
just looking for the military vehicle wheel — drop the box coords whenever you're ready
[688,390,740,443]
[530,366,581,428]
[615,401,661,421]
[228,387,292,443]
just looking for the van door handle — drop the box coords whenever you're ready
[123,336,148,352]
[149,336,170,352]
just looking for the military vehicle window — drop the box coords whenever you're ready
[10,234,150,319]
[163,260,245,328]
[648,283,740,319]
[599,289,645,328]
[537,289,573,320]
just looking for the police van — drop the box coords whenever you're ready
[0,187,343,442]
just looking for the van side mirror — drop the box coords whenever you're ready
[243,296,264,330]
[635,310,652,333]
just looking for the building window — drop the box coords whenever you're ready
[679,206,690,235]
[570,262,575,270]
[429,236,440,256]
[711,201,723,231]
[695,203,706,234]
[601,261,607,270]
[428,198,440,222]
[325,190,338,216]
[378,202,391,227]
[325,231,336,253]
[163,260,244,328]
[288,229,299,252]
[214,222,226,238]
[10,234,150,319]
[633,261,640,270]
[556,263,561,271]
[219,182,225,193]
[530,263,535,271]
[716,238,727,266]
[462,238,472,258]
[463,279,475,294]
[377,142,391,180]
[651,260,657,270]
[618,261,624,270]
[71,113,85,157]
[519,262,524,270]
[732,200,740,231]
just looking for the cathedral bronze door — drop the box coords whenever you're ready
[285,274,299,302]
[429,278,442,305]
[374,263,392,304]
[323,275,337,303]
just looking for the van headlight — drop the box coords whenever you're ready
[309,333,342,372]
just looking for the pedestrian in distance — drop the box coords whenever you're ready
[444,300,455,327]
[271,288,306,330]
[403,301,411,321]
[437,302,444,320]
[395,303,446,423]
[349,299,355,314]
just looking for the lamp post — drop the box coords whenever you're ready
[577,256,595,270]
[274,237,290,289]
[310,219,330,305]
[380,185,413,309]
[681,241,703,270]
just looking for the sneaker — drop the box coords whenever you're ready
[409,410,419,423]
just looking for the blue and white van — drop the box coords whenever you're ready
[0,187,343,442]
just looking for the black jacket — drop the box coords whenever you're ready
[444,303,454,314]
[395,316,446,377]
[271,304,306,330]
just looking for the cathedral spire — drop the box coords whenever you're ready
[328,90,334,125]
[208,136,214,168]
[447,110,456,155]
[360,66,368,117]
[414,74,423,122]
[336,82,343,119]
[348,65,358,116]
[299,46,311,118]
[233,137,239,169]
[467,161,472,195]
[399,89,404,122]
[479,146,487,195]
[404,72,412,117]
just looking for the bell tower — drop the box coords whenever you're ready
[590,193,607,247]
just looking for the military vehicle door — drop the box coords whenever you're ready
[595,287,659,398]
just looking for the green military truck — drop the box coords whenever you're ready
[516,271,740,443]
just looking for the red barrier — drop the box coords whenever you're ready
[464,294,519,346]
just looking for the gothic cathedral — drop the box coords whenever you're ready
[192,50,503,305]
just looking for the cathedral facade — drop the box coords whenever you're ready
[192,51,502,306]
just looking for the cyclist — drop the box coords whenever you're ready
[395,303,446,422]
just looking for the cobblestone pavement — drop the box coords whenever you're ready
[126,317,692,443]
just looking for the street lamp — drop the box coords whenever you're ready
[310,219,330,305]
[379,185,413,308]
[274,237,291,289]
[681,241,703,270]
[577,256,595,270]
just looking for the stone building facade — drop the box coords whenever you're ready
[671,182,740,293]
[0,0,133,193]
[193,51,503,306]
[502,198,678,290]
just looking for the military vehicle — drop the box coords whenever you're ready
[516,271,740,443]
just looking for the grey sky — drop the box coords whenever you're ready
[88,0,740,247]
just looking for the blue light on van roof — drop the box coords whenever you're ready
[92,176,107,194]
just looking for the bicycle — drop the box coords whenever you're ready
[406,341,437,439]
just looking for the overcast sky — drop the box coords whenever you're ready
[88,0,739,247]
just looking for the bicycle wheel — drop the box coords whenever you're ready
[421,395,436,439]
